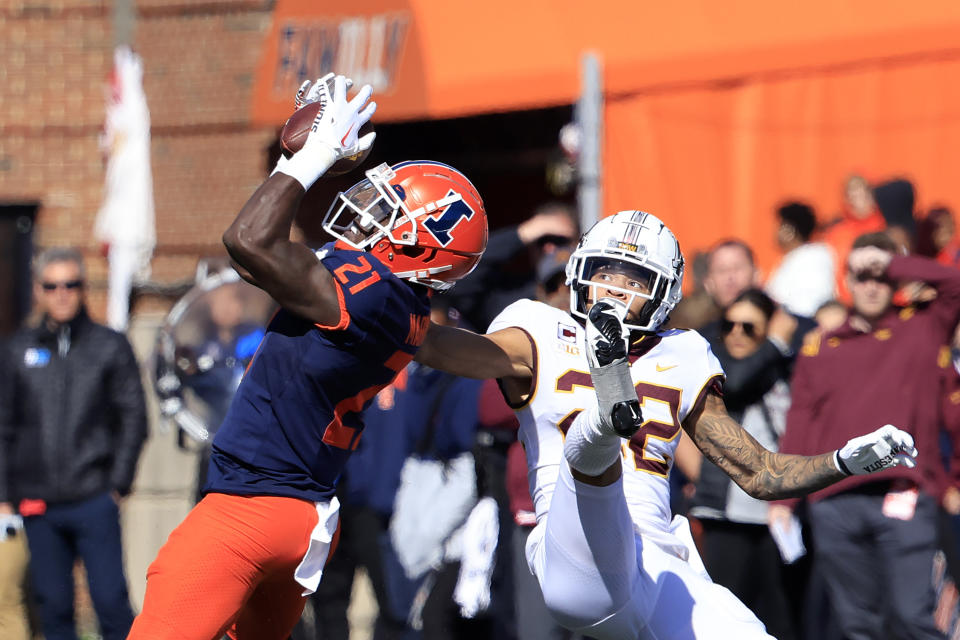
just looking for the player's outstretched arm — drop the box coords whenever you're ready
[223,75,376,325]
[415,324,534,381]
[684,392,917,500]
[223,174,343,325]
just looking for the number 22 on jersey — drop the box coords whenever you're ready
[555,370,682,477]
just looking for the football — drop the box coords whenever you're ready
[279,101,374,177]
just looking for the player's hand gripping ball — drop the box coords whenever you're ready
[280,77,374,177]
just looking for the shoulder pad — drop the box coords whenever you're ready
[488,298,559,334]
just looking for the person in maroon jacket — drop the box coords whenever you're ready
[934,325,960,595]
[772,231,960,640]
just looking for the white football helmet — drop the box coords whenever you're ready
[566,211,684,333]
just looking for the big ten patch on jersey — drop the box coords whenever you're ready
[555,320,581,357]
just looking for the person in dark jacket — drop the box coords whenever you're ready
[690,288,800,640]
[0,247,147,640]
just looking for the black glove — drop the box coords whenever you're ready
[587,300,628,366]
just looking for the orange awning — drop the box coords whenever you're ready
[251,0,960,125]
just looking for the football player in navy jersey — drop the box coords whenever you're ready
[129,75,487,640]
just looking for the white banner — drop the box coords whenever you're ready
[94,46,156,331]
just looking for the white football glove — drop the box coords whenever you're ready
[274,74,377,190]
[834,424,918,476]
[293,73,338,109]
[291,73,355,110]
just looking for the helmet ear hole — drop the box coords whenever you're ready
[399,245,426,259]
[398,245,439,265]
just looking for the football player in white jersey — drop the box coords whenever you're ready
[416,210,918,639]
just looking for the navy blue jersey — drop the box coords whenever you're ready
[205,245,431,502]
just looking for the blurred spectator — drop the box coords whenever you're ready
[823,174,887,303]
[774,232,960,640]
[874,178,917,249]
[937,322,960,590]
[185,285,265,499]
[469,399,518,637]
[675,238,762,337]
[689,289,800,640]
[535,247,573,312]
[813,300,848,334]
[398,382,486,637]
[0,247,147,640]
[703,239,762,316]
[887,225,915,256]
[766,201,836,318]
[448,202,577,331]
[0,512,30,640]
[153,267,271,503]
[916,206,960,268]
[0,338,31,640]
[667,251,715,330]
[700,239,815,354]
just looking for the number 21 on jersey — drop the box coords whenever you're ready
[333,255,381,295]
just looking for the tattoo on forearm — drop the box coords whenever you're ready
[692,397,844,500]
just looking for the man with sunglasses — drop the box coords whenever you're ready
[0,247,147,640]
[721,316,757,337]
[773,231,960,640]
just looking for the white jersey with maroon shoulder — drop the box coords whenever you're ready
[488,298,724,537]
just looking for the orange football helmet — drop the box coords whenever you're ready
[322,160,488,291]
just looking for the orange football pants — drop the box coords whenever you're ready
[128,492,334,640]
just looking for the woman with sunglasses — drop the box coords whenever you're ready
[690,288,802,640]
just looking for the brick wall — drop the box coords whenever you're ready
[0,0,277,321]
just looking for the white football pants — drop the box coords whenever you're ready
[528,461,777,640]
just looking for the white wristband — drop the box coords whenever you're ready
[275,144,338,191]
[833,450,853,476]
[271,155,291,177]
